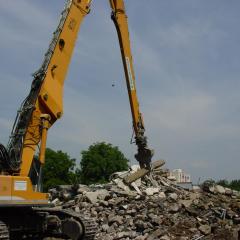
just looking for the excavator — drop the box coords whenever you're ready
[0,0,156,239]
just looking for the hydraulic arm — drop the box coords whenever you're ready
[109,0,153,169]
[5,0,92,177]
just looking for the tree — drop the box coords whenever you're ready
[217,179,240,191]
[80,142,129,184]
[229,180,240,191]
[217,179,229,188]
[42,148,76,190]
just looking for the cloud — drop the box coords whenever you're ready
[47,83,135,163]
[0,118,12,131]
[149,92,216,131]
[0,117,13,145]
[0,1,56,46]
[0,0,55,27]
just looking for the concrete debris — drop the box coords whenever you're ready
[168,192,178,201]
[123,160,165,184]
[85,189,110,204]
[49,171,240,240]
[198,224,211,235]
[214,184,225,194]
[225,187,233,196]
[158,191,166,200]
[144,187,159,196]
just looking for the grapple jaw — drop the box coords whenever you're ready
[135,146,154,169]
[134,133,154,169]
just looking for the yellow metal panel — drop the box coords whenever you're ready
[0,176,12,199]
[20,0,91,176]
[0,176,48,205]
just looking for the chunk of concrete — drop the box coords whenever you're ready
[144,187,160,196]
[168,193,178,201]
[215,185,225,194]
[225,187,233,196]
[85,189,110,204]
[199,224,211,235]
[159,192,166,199]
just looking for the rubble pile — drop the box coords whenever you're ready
[49,172,240,240]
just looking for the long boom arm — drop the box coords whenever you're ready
[109,0,153,168]
[5,0,92,177]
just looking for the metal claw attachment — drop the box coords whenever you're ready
[135,146,154,169]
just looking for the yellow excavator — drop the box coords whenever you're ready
[0,0,154,239]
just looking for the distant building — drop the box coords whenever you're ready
[170,169,191,183]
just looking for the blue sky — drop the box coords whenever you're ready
[0,1,240,182]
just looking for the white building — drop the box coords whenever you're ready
[170,169,191,183]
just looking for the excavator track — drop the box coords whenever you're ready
[59,209,97,240]
[0,221,9,240]
[79,218,97,240]
[34,208,97,240]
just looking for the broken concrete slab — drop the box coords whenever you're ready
[144,187,159,196]
[198,224,211,235]
[215,185,225,194]
[49,168,240,240]
[123,160,165,184]
[85,189,110,204]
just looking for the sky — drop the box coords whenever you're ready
[0,1,240,183]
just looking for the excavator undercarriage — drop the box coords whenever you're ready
[0,207,97,240]
[0,221,9,240]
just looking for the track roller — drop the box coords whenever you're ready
[0,221,9,240]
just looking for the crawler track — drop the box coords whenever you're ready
[34,208,97,240]
[78,218,97,240]
[0,207,97,240]
[0,221,9,240]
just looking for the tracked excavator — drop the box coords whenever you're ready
[0,0,157,239]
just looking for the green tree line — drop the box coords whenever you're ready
[217,179,240,191]
[42,142,129,190]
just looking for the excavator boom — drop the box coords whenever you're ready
[109,0,153,169]
[6,0,92,177]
